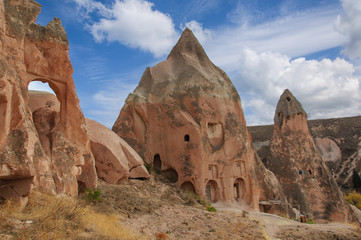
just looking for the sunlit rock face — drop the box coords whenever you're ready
[264,89,356,223]
[113,28,260,208]
[0,0,97,205]
[86,118,150,184]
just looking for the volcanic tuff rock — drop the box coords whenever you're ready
[263,89,355,223]
[0,0,97,205]
[249,116,361,191]
[86,118,150,184]
[113,28,290,210]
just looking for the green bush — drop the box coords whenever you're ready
[345,191,361,209]
[84,189,102,203]
[306,219,315,224]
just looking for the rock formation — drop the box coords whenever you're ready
[86,118,150,183]
[0,0,97,205]
[113,28,260,208]
[249,116,361,192]
[263,89,355,223]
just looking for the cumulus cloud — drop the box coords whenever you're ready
[73,0,178,57]
[205,6,346,72]
[235,48,361,125]
[334,0,361,59]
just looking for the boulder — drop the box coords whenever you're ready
[86,118,149,184]
[0,0,96,204]
[113,28,260,209]
[264,89,356,223]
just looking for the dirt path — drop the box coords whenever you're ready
[215,203,361,240]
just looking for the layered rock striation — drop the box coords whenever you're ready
[0,0,97,205]
[263,89,355,223]
[113,28,260,208]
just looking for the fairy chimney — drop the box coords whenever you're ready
[113,28,260,208]
[265,89,356,223]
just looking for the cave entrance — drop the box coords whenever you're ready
[205,180,219,202]
[153,154,161,171]
[234,178,246,200]
[162,168,178,183]
[180,181,195,194]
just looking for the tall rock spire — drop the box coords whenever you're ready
[265,89,356,223]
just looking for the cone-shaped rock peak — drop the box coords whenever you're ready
[274,89,306,129]
[167,28,211,63]
[113,26,260,209]
[134,28,239,101]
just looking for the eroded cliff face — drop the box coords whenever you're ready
[0,0,97,205]
[264,90,355,223]
[113,28,261,209]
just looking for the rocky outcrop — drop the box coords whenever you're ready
[86,118,149,184]
[113,28,261,209]
[263,89,355,223]
[248,116,361,191]
[0,0,97,205]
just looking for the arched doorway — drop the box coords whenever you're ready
[205,180,219,202]
[180,181,195,193]
[153,154,161,172]
[234,178,246,200]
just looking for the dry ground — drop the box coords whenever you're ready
[1,174,361,239]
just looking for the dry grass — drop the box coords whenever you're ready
[0,191,148,240]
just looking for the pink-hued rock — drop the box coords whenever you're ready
[0,0,96,203]
[28,90,60,113]
[314,137,342,175]
[264,89,356,223]
[86,118,149,184]
[113,28,260,209]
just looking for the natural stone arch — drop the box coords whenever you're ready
[234,178,246,200]
[205,180,219,202]
[180,181,196,193]
[28,78,66,125]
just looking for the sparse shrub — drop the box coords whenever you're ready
[206,206,217,212]
[306,218,315,224]
[83,188,102,203]
[0,191,147,240]
[345,191,361,209]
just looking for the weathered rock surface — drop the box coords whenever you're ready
[262,89,355,223]
[0,0,97,204]
[113,28,261,208]
[248,116,361,191]
[86,118,149,184]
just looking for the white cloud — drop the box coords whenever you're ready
[235,48,361,125]
[203,6,346,73]
[334,0,361,59]
[183,21,213,44]
[73,0,179,57]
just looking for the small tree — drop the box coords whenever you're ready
[352,170,361,190]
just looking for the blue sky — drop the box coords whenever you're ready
[29,0,361,127]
